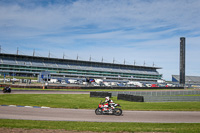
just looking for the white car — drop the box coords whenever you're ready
[93,83,100,86]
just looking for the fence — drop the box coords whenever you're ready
[109,90,200,96]
[82,86,184,90]
[143,96,200,102]
[110,90,200,102]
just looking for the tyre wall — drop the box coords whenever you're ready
[90,92,112,98]
[117,94,144,102]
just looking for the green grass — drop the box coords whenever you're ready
[1,94,200,132]
[0,119,200,133]
[1,94,200,111]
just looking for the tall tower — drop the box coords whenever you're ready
[180,37,185,86]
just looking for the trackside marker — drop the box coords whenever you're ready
[9,105,17,107]
[25,106,33,108]
[41,106,50,108]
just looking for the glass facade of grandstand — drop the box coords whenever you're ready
[0,53,162,82]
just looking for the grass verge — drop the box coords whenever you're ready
[0,119,200,133]
[1,94,200,111]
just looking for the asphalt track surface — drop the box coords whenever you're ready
[1,90,200,123]
[1,106,200,123]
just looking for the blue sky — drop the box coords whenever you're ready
[0,0,200,80]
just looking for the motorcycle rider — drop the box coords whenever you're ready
[104,96,115,110]
[3,86,11,93]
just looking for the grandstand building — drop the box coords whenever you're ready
[0,53,162,82]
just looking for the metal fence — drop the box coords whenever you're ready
[143,96,200,102]
[110,90,200,96]
[109,90,200,102]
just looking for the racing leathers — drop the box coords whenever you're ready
[105,97,115,109]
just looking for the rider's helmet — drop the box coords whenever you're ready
[105,96,109,102]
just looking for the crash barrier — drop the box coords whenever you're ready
[143,96,200,102]
[90,90,200,102]
[0,84,82,89]
[117,94,144,102]
[110,90,200,96]
[46,85,82,89]
[90,92,112,98]
[0,84,185,90]
[0,84,42,88]
[110,90,200,102]
[82,86,184,90]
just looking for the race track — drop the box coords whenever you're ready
[1,90,200,123]
[1,106,200,123]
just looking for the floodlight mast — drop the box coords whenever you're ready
[17,47,19,55]
[33,49,35,56]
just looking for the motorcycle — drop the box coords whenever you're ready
[2,87,11,93]
[95,100,122,116]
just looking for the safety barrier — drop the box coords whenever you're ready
[109,90,200,102]
[90,92,112,98]
[143,96,200,102]
[90,90,200,102]
[117,94,144,102]
[82,86,184,90]
[0,84,185,90]
[109,90,200,96]
[0,84,82,89]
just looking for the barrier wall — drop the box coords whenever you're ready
[143,96,200,102]
[110,90,200,102]
[117,94,144,102]
[90,92,112,98]
[82,86,184,90]
[0,84,43,89]
[90,91,200,102]
[109,90,200,97]
[90,92,144,102]
[0,84,184,90]
[0,84,82,89]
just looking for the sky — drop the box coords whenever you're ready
[0,0,200,81]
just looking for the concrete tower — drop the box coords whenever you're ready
[180,37,185,86]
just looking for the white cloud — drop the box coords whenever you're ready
[0,0,200,80]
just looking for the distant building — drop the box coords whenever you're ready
[172,75,200,84]
[0,53,162,82]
